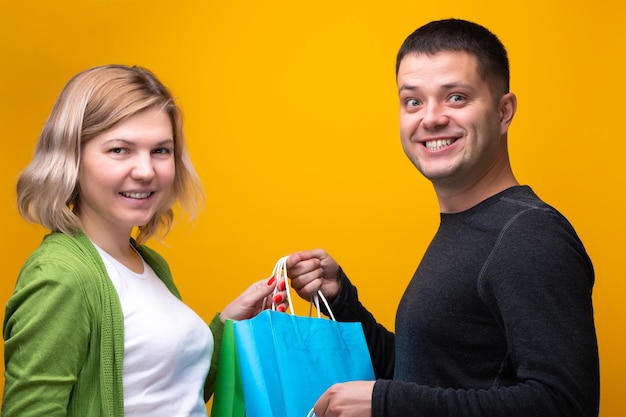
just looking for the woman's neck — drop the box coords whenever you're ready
[82,227,144,274]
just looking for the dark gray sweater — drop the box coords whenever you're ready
[329,186,599,417]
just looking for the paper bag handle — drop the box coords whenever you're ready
[269,256,336,321]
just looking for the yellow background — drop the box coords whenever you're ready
[1,0,624,414]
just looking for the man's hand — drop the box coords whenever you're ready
[313,381,375,417]
[287,249,341,301]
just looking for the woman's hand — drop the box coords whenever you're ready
[220,276,288,322]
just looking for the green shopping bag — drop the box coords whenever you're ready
[210,319,245,417]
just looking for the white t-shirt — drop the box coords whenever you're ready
[95,244,213,417]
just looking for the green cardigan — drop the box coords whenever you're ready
[2,232,224,417]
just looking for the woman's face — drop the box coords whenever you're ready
[76,106,176,239]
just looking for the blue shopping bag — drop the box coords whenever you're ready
[233,307,375,417]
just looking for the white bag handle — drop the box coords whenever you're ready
[269,256,336,321]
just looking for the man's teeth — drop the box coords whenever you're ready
[425,139,453,150]
[122,192,151,199]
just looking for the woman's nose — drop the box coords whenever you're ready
[130,154,156,180]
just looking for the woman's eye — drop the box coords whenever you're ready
[153,148,172,155]
[110,148,126,154]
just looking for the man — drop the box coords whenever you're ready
[286,19,599,417]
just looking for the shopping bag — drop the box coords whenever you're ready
[233,256,375,417]
[210,320,245,417]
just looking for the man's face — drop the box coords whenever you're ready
[397,50,513,192]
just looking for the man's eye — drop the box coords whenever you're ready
[449,94,465,103]
[406,98,420,107]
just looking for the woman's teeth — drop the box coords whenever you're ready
[122,192,151,199]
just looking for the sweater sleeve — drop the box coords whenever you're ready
[2,260,92,417]
[371,209,599,417]
[204,313,225,401]
[329,268,396,379]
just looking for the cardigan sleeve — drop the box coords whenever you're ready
[204,313,225,401]
[2,259,92,417]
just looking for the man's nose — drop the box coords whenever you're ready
[421,101,449,130]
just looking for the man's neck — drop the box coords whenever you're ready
[434,173,519,214]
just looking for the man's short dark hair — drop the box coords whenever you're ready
[396,19,510,96]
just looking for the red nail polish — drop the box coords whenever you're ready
[279,280,286,291]
[273,294,283,303]
[267,276,276,286]
[277,305,286,312]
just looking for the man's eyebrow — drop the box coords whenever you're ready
[398,84,418,93]
[398,82,474,93]
[441,82,474,90]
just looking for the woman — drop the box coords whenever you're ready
[3,65,287,417]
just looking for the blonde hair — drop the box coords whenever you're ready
[17,65,204,245]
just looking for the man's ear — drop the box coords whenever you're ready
[499,92,517,134]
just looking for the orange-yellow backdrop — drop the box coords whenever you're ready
[1,0,623,415]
